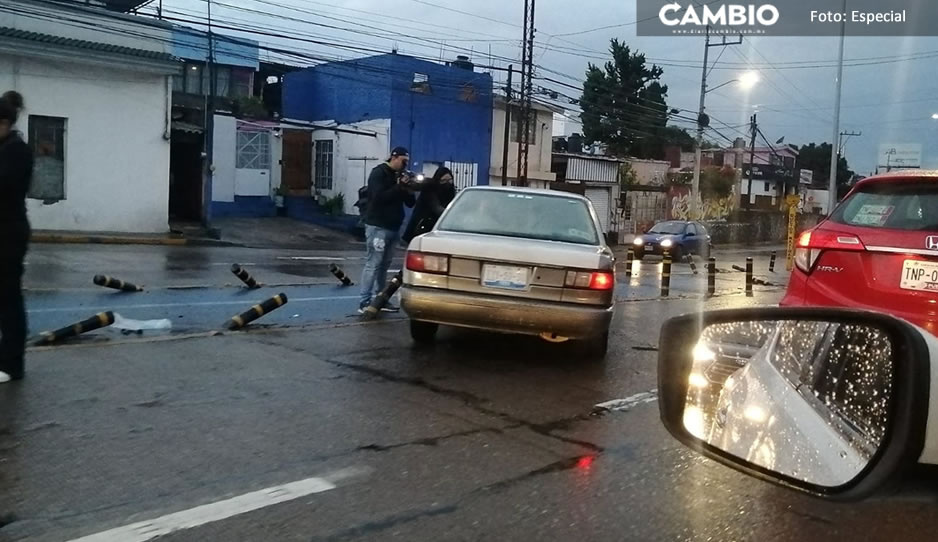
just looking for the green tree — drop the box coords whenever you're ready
[581,40,676,159]
[797,142,854,190]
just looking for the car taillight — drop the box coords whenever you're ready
[565,270,614,290]
[405,251,449,274]
[794,230,865,274]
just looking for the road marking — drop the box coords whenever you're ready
[593,390,659,413]
[67,467,369,542]
[28,296,360,314]
[277,256,349,261]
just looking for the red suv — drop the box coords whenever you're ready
[781,171,938,335]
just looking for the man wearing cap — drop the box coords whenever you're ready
[359,146,416,313]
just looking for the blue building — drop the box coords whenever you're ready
[283,53,494,213]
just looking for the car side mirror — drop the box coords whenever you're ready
[686,231,696,237]
[657,307,932,501]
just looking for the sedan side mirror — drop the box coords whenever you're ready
[657,307,933,501]
[686,231,696,237]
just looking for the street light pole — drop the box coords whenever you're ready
[691,26,710,220]
[827,0,847,214]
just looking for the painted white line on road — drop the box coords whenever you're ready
[277,256,349,261]
[67,467,369,542]
[28,296,360,314]
[594,389,659,413]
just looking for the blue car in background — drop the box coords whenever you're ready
[632,220,712,260]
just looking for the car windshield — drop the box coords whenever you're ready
[831,182,938,231]
[437,190,600,245]
[648,222,686,235]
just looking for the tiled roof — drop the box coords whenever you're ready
[0,26,178,63]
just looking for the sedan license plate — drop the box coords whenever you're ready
[482,264,529,290]
[900,259,938,292]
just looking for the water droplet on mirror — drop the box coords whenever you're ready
[840,451,848,459]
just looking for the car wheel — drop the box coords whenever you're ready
[410,320,438,344]
[582,329,609,360]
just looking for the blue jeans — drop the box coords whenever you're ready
[360,225,398,307]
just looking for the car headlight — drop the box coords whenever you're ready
[633,237,644,246]
[661,238,673,248]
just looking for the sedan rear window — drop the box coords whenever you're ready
[831,182,938,231]
[437,190,600,245]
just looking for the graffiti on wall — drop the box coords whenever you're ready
[668,184,739,221]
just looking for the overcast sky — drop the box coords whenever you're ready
[155,0,938,174]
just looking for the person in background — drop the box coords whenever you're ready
[0,91,33,383]
[401,166,456,244]
[359,147,415,313]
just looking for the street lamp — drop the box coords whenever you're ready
[691,70,759,218]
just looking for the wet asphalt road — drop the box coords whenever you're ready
[8,244,938,541]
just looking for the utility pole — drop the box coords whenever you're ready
[203,0,216,228]
[746,113,757,209]
[827,0,847,214]
[838,129,861,156]
[692,27,742,218]
[501,65,513,186]
[516,0,536,187]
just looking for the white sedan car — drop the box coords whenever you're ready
[401,186,615,357]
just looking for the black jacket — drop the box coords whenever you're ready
[363,163,415,231]
[0,132,33,231]
[402,181,456,243]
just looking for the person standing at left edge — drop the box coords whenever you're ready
[358,147,415,313]
[0,91,33,383]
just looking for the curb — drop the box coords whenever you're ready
[30,233,240,248]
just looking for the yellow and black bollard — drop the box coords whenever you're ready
[769,251,777,272]
[625,248,634,278]
[707,257,716,297]
[661,250,672,297]
[329,263,354,286]
[685,255,698,275]
[35,312,115,346]
[93,275,143,292]
[226,293,288,330]
[230,264,260,289]
[745,257,754,297]
[361,271,403,321]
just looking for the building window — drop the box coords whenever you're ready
[185,64,202,94]
[510,109,537,145]
[411,72,431,94]
[314,139,334,190]
[764,181,771,192]
[231,69,253,98]
[27,115,66,201]
[236,130,271,170]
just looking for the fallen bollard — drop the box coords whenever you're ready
[226,293,288,330]
[625,248,634,278]
[685,255,698,275]
[661,250,672,297]
[230,264,260,289]
[707,257,716,297]
[361,271,403,321]
[769,251,777,273]
[35,311,115,346]
[93,275,143,292]
[746,257,754,297]
[731,264,746,273]
[329,263,354,286]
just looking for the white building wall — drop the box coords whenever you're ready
[212,115,237,202]
[490,102,556,188]
[311,118,391,215]
[627,158,670,186]
[2,56,172,233]
[0,0,172,54]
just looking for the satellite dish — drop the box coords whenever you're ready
[775,136,785,145]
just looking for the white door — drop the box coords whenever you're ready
[585,186,612,233]
[235,129,272,196]
[444,161,478,190]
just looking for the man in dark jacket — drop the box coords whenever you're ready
[358,147,415,313]
[0,90,32,383]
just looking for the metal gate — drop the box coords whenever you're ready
[444,161,478,190]
[585,186,612,233]
[622,186,668,234]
